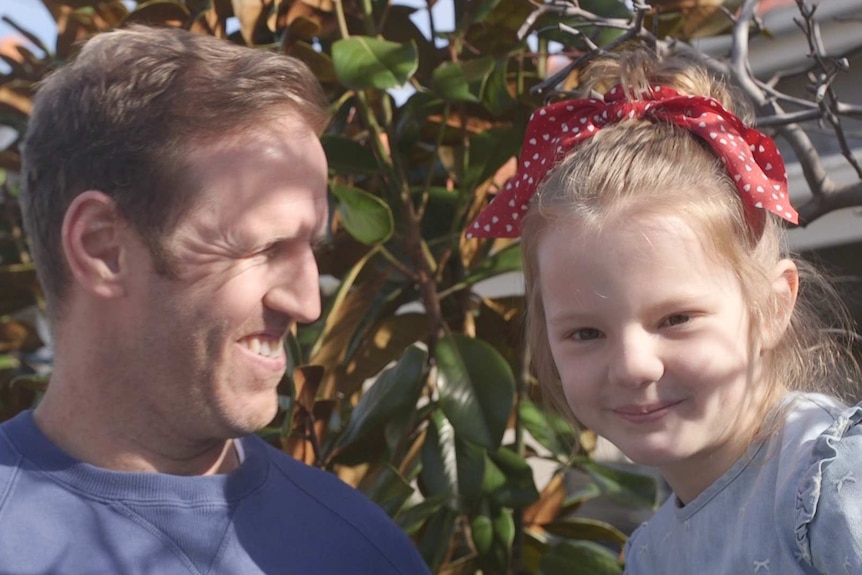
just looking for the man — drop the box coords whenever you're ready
[0,25,430,575]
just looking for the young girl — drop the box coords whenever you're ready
[467,51,862,573]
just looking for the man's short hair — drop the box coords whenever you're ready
[21,25,328,320]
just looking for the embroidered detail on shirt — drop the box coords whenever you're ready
[833,471,856,494]
[639,544,649,555]
[753,559,770,573]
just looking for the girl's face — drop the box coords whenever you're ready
[538,213,766,503]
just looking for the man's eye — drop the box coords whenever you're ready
[662,314,691,327]
[571,328,603,341]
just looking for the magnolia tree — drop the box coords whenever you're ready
[1,1,860,574]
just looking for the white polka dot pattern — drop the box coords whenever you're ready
[466,85,798,239]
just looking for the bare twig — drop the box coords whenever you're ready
[531,2,653,96]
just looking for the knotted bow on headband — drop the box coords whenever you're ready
[466,85,798,239]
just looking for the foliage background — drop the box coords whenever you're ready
[0,1,860,573]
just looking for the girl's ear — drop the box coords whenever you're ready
[61,190,128,299]
[762,259,799,350]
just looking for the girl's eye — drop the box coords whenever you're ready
[571,328,603,341]
[662,314,691,327]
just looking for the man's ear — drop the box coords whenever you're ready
[61,191,128,299]
[762,259,799,350]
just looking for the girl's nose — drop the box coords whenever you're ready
[608,328,664,388]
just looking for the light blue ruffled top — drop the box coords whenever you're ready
[623,392,862,574]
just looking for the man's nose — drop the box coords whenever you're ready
[263,247,321,324]
[608,327,664,388]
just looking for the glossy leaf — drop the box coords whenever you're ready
[344,311,426,397]
[330,183,394,245]
[577,459,659,509]
[462,125,522,197]
[431,57,495,103]
[435,333,515,449]
[471,514,494,554]
[420,409,459,506]
[540,540,623,575]
[363,463,415,517]
[455,437,486,510]
[482,58,517,117]
[417,507,458,573]
[493,507,515,548]
[523,530,551,573]
[289,41,337,83]
[483,447,539,509]
[332,37,418,90]
[543,517,627,545]
[125,0,189,26]
[395,494,450,535]
[463,243,522,287]
[321,135,378,174]
[334,345,427,450]
[518,399,577,458]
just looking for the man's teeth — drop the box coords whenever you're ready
[245,337,284,358]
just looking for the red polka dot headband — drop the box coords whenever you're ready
[466,85,798,239]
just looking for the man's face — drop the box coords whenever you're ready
[123,117,328,441]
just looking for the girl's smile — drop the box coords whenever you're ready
[611,399,687,424]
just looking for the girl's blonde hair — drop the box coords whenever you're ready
[522,50,861,423]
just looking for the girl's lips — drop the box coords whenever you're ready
[612,400,685,423]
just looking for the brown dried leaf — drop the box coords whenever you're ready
[0,86,32,117]
[231,0,272,45]
[522,472,566,527]
[293,364,324,413]
[300,0,333,11]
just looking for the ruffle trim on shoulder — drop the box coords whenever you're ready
[794,403,862,565]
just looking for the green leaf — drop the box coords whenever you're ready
[455,437,486,510]
[124,0,189,25]
[417,507,458,573]
[290,41,337,84]
[332,37,418,90]
[576,460,659,509]
[518,399,577,458]
[0,355,20,371]
[431,57,496,103]
[471,514,494,554]
[523,530,552,573]
[540,540,623,575]
[543,517,627,546]
[335,345,427,450]
[321,135,378,175]
[482,59,517,117]
[492,507,515,548]
[330,183,394,245]
[364,463,415,518]
[462,243,523,289]
[395,494,450,535]
[420,409,459,506]
[435,334,515,449]
[482,447,539,509]
[394,91,444,154]
[469,0,503,25]
[462,125,522,196]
